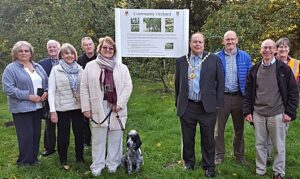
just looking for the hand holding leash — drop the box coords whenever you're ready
[112,105,122,113]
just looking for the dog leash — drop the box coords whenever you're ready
[90,109,124,131]
[116,113,125,131]
[100,109,112,124]
[89,110,112,125]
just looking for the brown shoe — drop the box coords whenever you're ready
[273,174,284,179]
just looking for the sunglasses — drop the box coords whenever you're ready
[102,46,114,51]
[18,49,30,53]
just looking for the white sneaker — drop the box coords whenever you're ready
[92,170,101,176]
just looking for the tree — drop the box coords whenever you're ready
[0,0,124,64]
[202,0,300,62]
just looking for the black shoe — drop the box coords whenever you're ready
[183,164,194,171]
[41,150,55,157]
[204,170,215,178]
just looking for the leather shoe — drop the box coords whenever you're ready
[273,174,284,179]
[41,150,55,157]
[204,170,215,178]
[183,164,194,171]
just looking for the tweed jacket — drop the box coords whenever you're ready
[48,63,83,112]
[80,60,133,130]
[175,52,225,117]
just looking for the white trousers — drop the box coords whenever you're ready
[253,111,286,176]
[90,127,123,173]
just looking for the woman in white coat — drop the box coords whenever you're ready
[48,43,84,170]
[80,36,133,176]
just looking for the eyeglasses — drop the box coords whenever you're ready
[18,49,30,53]
[261,46,275,50]
[102,46,114,51]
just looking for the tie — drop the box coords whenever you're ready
[193,56,200,94]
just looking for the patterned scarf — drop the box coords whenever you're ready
[59,60,80,99]
[96,54,117,108]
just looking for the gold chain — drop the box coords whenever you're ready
[186,53,210,79]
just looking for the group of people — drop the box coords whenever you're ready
[2,30,299,178]
[175,31,299,178]
[2,36,133,176]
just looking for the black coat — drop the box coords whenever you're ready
[175,52,224,117]
[243,60,299,120]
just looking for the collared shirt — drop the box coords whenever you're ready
[224,49,239,93]
[262,57,276,67]
[188,53,203,101]
[50,58,59,67]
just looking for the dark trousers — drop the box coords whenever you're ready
[43,119,56,151]
[180,101,216,171]
[215,94,245,160]
[12,109,42,165]
[83,116,91,146]
[57,109,84,164]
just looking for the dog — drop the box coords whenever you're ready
[123,130,143,174]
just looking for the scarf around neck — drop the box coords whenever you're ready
[96,54,117,107]
[59,60,80,97]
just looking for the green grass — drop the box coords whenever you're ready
[0,79,300,178]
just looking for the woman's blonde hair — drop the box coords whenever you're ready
[58,43,78,60]
[11,41,35,61]
[96,36,117,56]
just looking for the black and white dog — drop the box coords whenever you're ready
[123,130,143,174]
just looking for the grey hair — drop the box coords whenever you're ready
[11,41,34,61]
[47,40,61,48]
[276,37,291,48]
